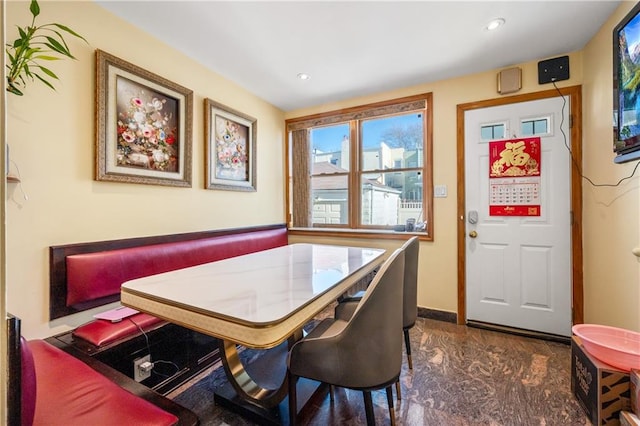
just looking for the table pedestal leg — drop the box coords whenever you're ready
[218,334,299,408]
[213,329,326,425]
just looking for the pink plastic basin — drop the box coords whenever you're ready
[572,324,640,372]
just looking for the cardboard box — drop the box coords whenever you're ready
[631,369,640,415]
[620,411,640,426]
[572,336,631,425]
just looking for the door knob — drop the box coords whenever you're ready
[468,230,478,238]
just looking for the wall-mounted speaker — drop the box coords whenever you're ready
[497,67,522,95]
[538,55,570,84]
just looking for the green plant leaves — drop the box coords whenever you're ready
[17,27,28,44]
[6,0,87,96]
[29,0,40,18]
[44,36,73,58]
[33,55,61,61]
[7,85,24,96]
[53,24,88,43]
[34,73,56,90]
[37,66,58,80]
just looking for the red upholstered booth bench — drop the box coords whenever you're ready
[8,315,197,426]
[46,224,288,395]
[62,225,289,315]
[50,224,288,320]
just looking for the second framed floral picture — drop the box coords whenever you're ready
[204,98,257,191]
[95,49,193,187]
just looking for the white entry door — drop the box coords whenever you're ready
[464,97,572,337]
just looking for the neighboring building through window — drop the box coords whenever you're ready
[286,93,433,238]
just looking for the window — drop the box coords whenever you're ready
[521,117,550,136]
[286,93,433,238]
[311,124,350,225]
[480,123,506,140]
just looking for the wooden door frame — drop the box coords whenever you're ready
[456,85,584,327]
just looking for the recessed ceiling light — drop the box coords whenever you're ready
[486,18,505,31]
[297,73,311,81]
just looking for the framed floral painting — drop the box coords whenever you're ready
[95,49,193,187]
[204,98,257,191]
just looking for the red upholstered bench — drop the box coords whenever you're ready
[61,225,289,315]
[51,225,288,351]
[8,315,197,426]
[44,224,288,397]
[27,340,179,426]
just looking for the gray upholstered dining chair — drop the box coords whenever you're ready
[334,236,419,401]
[336,236,419,368]
[287,248,405,426]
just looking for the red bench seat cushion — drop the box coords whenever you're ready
[28,339,178,426]
[73,313,166,347]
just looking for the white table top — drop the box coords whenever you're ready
[121,243,385,348]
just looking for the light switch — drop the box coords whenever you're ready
[434,185,447,198]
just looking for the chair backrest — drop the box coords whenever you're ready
[402,236,420,329]
[337,248,405,388]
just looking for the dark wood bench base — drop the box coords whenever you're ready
[49,322,220,396]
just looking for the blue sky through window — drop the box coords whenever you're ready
[311,113,422,152]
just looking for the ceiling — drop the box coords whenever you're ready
[96,1,621,112]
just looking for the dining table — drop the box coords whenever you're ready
[121,243,386,424]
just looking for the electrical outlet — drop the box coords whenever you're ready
[434,185,448,198]
[133,355,151,382]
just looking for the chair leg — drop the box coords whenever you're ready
[386,386,396,426]
[395,379,401,400]
[329,384,335,402]
[403,328,413,369]
[288,373,298,426]
[363,390,376,426]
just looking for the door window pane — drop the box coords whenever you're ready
[521,118,549,135]
[481,123,505,140]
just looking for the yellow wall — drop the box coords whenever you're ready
[582,2,640,331]
[6,1,639,339]
[5,1,285,338]
[288,4,639,332]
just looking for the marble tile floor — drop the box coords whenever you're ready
[168,316,591,426]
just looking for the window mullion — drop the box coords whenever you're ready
[349,120,359,228]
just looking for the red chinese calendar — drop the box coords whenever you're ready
[489,137,541,216]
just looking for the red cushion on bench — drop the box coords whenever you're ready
[65,227,288,307]
[28,339,178,426]
[73,313,166,347]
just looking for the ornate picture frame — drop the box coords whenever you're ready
[204,98,257,191]
[95,49,193,187]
